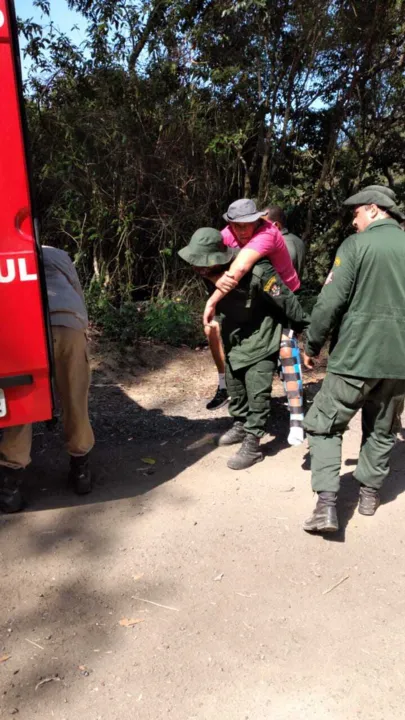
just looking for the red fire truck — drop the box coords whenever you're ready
[0,0,54,428]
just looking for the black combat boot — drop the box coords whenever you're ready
[303,492,339,533]
[0,467,24,513]
[69,453,92,495]
[227,433,263,470]
[358,485,380,516]
[218,421,246,446]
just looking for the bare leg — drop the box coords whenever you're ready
[205,321,228,410]
[205,321,225,375]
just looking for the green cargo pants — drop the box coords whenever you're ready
[304,372,405,492]
[225,355,277,437]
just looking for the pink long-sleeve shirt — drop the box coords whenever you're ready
[221,220,300,291]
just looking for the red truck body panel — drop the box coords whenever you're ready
[0,0,53,427]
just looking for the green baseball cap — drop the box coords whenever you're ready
[343,184,405,222]
[178,228,235,267]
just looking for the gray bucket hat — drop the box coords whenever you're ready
[178,227,235,267]
[343,184,405,222]
[223,198,267,223]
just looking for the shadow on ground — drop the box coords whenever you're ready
[1,367,405,716]
[18,373,324,514]
[0,368,308,716]
[22,371,231,513]
[0,364,235,715]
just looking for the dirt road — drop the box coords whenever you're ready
[1,342,405,719]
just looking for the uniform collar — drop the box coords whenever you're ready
[364,218,399,232]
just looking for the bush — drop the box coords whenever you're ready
[141,298,204,347]
[85,282,204,347]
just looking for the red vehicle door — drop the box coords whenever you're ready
[0,0,53,427]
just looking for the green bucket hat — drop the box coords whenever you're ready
[343,184,405,222]
[178,227,235,267]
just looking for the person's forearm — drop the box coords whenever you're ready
[214,249,262,296]
[227,262,250,282]
[203,290,224,326]
[227,249,260,283]
[206,288,223,310]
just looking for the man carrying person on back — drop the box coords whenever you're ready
[179,228,309,470]
[203,198,299,416]
[203,198,307,447]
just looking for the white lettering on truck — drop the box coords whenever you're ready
[0,258,38,283]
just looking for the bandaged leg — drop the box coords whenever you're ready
[279,330,304,446]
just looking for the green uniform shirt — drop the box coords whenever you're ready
[305,218,405,378]
[209,259,309,371]
[281,228,306,278]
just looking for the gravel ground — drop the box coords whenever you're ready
[1,340,404,720]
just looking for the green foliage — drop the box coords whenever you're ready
[85,281,140,342]
[85,281,204,346]
[141,298,204,347]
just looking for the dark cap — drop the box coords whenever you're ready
[343,185,405,222]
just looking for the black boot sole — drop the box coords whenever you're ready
[303,522,339,533]
[358,504,380,517]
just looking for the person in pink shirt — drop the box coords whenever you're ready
[203,199,299,329]
[221,205,300,289]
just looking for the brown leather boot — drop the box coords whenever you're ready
[303,492,339,533]
[358,486,380,516]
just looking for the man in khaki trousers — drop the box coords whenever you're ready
[0,246,94,512]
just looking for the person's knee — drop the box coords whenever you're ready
[249,391,271,413]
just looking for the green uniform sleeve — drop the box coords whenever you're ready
[305,237,357,357]
[259,266,310,332]
[284,236,299,272]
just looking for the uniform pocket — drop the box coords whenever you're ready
[305,373,366,435]
[307,392,338,434]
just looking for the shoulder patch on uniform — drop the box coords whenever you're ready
[334,257,341,267]
[264,275,277,293]
[270,283,280,297]
[325,271,334,285]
